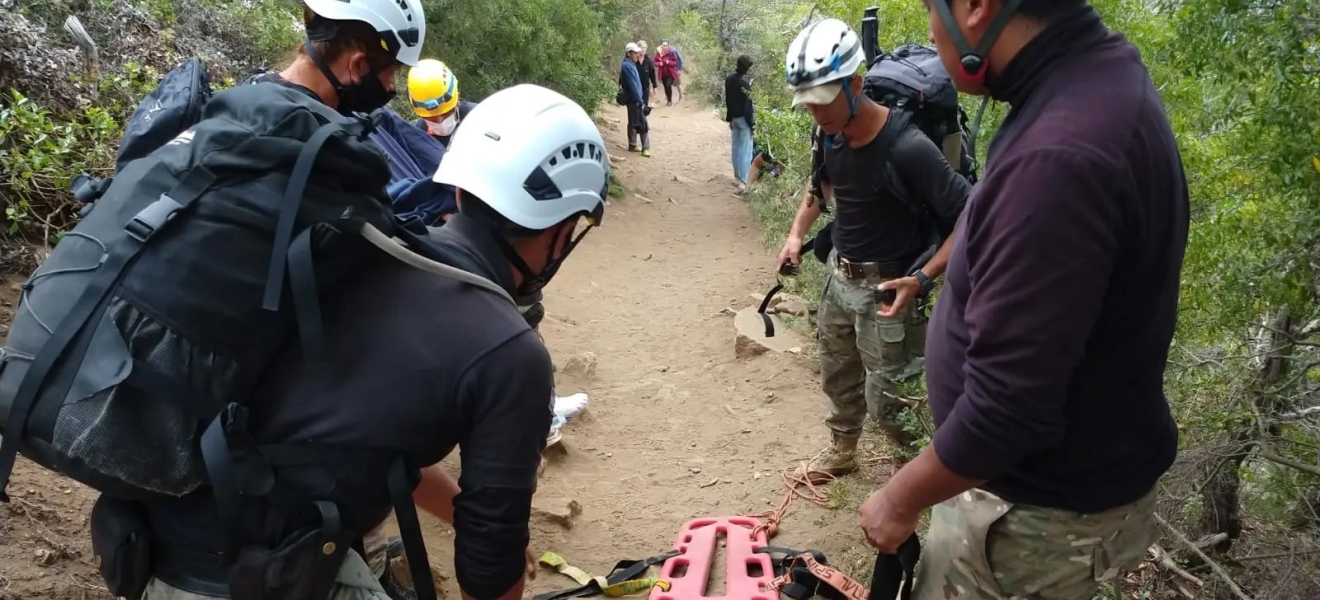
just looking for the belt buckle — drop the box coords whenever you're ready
[836,256,860,280]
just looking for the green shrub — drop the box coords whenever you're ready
[0,62,160,241]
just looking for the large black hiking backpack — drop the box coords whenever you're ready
[863,44,979,184]
[0,80,507,600]
[0,79,511,499]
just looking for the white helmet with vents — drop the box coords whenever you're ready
[433,84,609,231]
[303,0,427,66]
[785,18,864,106]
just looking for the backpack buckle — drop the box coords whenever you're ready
[125,193,185,243]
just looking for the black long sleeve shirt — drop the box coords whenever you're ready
[926,6,1187,513]
[724,72,753,129]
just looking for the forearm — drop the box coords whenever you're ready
[415,463,460,523]
[918,233,955,279]
[787,187,823,240]
[882,443,983,515]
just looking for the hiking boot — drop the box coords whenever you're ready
[800,432,859,477]
[641,149,651,157]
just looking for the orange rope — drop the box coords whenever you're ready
[747,461,837,540]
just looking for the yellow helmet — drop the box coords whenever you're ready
[407,59,459,118]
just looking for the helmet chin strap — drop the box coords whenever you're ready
[930,0,1025,86]
[491,222,594,296]
[305,37,349,96]
[830,78,861,148]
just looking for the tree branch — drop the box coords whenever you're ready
[1254,444,1320,477]
[1156,513,1254,600]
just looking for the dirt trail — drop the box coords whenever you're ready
[0,102,877,600]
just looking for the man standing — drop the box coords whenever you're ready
[861,2,1188,598]
[725,55,755,194]
[778,18,970,476]
[637,40,658,107]
[619,42,650,157]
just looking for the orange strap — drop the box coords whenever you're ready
[766,554,869,600]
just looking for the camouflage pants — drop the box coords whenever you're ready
[817,254,926,444]
[141,546,392,600]
[913,486,1159,600]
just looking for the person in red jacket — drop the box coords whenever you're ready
[654,43,680,106]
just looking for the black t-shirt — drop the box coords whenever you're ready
[145,215,553,600]
[824,112,971,264]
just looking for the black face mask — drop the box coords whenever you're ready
[305,38,397,116]
[336,69,396,115]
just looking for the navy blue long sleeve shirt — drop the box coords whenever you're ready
[926,6,1186,513]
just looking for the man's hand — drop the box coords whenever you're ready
[877,276,921,318]
[777,236,803,270]
[859,487,920,554]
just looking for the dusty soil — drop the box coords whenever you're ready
[0,102,896,599]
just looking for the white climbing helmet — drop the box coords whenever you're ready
[784,18,864,106]
[433,84,609,231]
[303,0,427,66]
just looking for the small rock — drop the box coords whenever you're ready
[732,308,807,359]
[788,347,802,354]
[635,194,653,203]
[690,467,702,474]
[748,292,781,309]
[673,174,696,185]
[735,332,769,359]
[532,497,582,529]
[34,548,55,566]
[772,295,811,317]
[562,352,598,379]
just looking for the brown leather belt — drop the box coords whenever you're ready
[834,255,907,280]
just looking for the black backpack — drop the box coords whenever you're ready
[863,44,979,184]
[115,58,214,172]
[0,81,506,600]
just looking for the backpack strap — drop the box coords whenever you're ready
[386,456,439,600]
[0,165,217,501]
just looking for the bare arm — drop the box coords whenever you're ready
[414,463,460,524]
[777,185,824,268]
[788,186,824,242]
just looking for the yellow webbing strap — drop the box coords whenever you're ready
[538,552,670,597]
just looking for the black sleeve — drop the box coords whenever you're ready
[451,331,554,600]
[741,80,755,130]
[892,126,970,238]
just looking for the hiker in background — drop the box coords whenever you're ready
[408,58,478,149]
[664,40,685,101]
[655,42,680,105]
[746,139,783,187]
[637,40,658,106]
[725,54,755,194]
[777,18,969,477]
[619,42,651,157]
[861,1,1188,598]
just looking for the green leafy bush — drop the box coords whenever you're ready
[0,62,160,241]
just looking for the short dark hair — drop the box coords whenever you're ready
[297,8,397,71]
[735,55,754,75]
